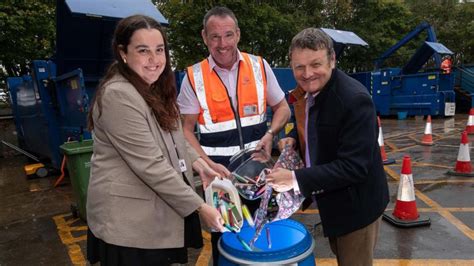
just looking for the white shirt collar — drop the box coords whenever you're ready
[207,50,244,72]
[305,91,320,100]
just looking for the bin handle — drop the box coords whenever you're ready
[54,137,72,187]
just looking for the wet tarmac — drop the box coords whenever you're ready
[1,114,473,265]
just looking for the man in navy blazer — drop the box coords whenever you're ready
[267,28,389,266]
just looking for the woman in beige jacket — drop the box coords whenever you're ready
[86,15,224,265]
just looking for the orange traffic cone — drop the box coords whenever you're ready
[377,117,395,165]
[466,108,474,134]
[383,155,430,227]
[447,131,474,177]
[420,115,434,146]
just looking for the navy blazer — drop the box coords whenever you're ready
[293,69,389,237]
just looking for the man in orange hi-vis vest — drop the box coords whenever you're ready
[441,56,452,74]
[177,6,291,265]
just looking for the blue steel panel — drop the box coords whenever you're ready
[402,41,453,75]
[395,72,439,97]
[372,69,401,115]
[374,22,441,69]
[30,60,63,167]
[175,71,185,93]
[54,69,91,142]
[459,65,474,94]
[272,68,297,94]
[6,77,28,148]
[13,61,62,167]
[321,28,368,46]
[349,72,371,94]
[425,41,453,55]
[65,0,168,25]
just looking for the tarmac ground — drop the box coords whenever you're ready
[1,114,474,265]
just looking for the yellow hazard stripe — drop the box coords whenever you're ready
[53,214,87,265]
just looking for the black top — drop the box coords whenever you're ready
[292,68,389,237]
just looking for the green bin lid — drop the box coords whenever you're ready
[60,139,94,155]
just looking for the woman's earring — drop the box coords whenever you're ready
[123,58,127,64]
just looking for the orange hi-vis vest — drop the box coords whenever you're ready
[186,53,268,165]
[441,58,452,74]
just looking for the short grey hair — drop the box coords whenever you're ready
[289,28,335,61]
[202,6,239,33]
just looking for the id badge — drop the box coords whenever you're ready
[243,104,257,116]
[178,159,187,172]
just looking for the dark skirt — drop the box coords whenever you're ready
[87,212,203,266]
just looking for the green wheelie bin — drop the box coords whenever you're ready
[60,139,93,221]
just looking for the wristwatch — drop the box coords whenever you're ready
[266,128,274,136]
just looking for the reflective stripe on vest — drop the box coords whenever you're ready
[202,139,260,157]
[187,53,267,158]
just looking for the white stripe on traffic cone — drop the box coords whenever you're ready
[383,155,430,227]
[421,115,433,146]
[447,131,474,177]
[466,108,474,134]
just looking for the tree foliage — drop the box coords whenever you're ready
[158,0,474,72]
[1,0,473,106]
[160,0,299,70]
[0,1,55,76]
[405,0,474,64]
[0,0,55,104]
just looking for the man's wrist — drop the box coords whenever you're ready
[266,128,274,136]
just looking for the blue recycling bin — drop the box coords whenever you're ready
[218,219,315,265]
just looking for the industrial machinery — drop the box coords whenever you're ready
[352,22,455,117]
[6,0,168,168]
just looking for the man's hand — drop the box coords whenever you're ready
[266,168,294,192]
[278,137,296,152]
[255,131,273,156]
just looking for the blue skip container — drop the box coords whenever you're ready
[218,219,315,265]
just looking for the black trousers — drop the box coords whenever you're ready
[211,197,260,265]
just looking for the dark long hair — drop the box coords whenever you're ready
[87,15,178,131]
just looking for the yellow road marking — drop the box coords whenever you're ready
[414,179,474,184]
[196,230,212,266]
[408,135,420,142]
[304,207,474,215]
[385,140,397,151]
[412,162,452,169]
[384,165,474,241]
[68,244,86,266]
[416,191,474,240]
[317,259,474,265]
[53,214,87,265]
[385,207,474,212]
[384,165,400,181]
[388,144,419,153]
[383,162,454,169]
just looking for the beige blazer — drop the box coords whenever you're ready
[87,74,204,249]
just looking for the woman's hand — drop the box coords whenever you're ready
[192,158,229,188]
[198,203,225,232]
[208,160,231,178]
